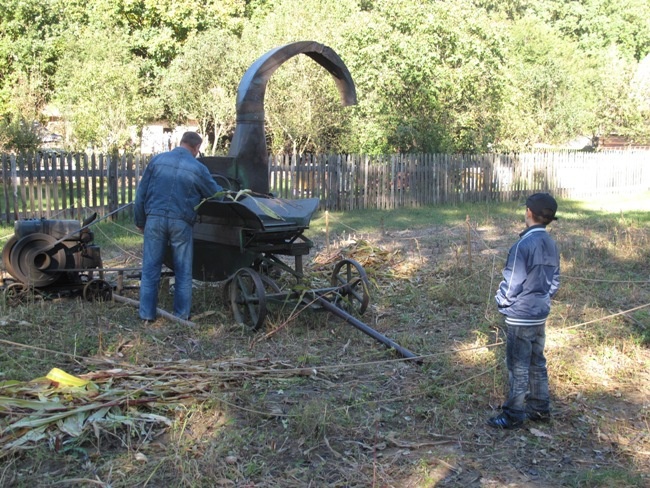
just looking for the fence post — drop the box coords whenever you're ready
[11,154,20,220]
[0,154,11,224]
[108,152,118,220]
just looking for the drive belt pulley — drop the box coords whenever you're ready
[7,233,69,287]
[1,235,19,279]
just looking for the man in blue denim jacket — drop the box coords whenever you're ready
[488,193,560,429]
[134,131,222,321]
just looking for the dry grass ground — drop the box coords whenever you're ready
[0,195,649,487]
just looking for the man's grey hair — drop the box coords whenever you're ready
[180,131,202,148]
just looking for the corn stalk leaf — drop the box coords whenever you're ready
[228,189,252,201]
[0,396,64,411]
[1,425,49,451]
[0,359,318,456]
[193,190,230,211]
[253,199,285,221]
[137,412,173,426]
[193,189,285,221]
[46,368,89,387]
[86,406,112,424]
[0,380,23,390]
[6,402,108,431]
[57,411,88,437]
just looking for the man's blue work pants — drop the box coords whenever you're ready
[139,215,193,321]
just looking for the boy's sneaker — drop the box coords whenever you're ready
[526,410,551,423]
[487,412,523,429]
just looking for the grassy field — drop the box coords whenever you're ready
[0,192,649,487]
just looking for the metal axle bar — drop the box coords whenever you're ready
[314,295,421,362]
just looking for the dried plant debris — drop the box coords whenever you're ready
[0,358,315,457]
[311,239,404,279]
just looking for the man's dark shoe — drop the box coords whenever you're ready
[487,412,523,429]
[526,410,551,423]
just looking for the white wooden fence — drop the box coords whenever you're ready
[0,150,648,222]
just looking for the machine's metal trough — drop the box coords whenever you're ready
[188,194,320,282]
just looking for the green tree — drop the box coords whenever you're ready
[85,0,247,81]
[533,0,650,61]
[2,0,649,155]
[588,46,645,140]
[161,29,244,153]
[496,17,596,149]
[0,115,41,153]
[0,69,48,152]
[0,0,62,118]
[53,29,159,152]
[343,0,506,153]
[630,54,650,141]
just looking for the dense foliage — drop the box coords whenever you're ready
[0,0,648,153]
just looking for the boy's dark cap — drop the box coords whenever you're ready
[525,193,558,220]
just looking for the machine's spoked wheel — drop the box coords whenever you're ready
[260,274,283,294]
[4,282,32,306]
[223,274,279,305]
[229,268,268,330]
[83,279,112,302]
[330,258,370,315]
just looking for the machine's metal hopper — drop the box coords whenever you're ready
[188,195,319,281]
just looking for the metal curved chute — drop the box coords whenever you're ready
[188,42,355,281]
[227,41,357,194]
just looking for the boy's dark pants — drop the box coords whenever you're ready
[502,323,550,421]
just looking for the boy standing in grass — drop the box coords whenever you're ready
[488,193,560,429]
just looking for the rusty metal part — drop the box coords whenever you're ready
[228,267,268,330]
[112,293,196,327]
[329,258,370,314]
[314,295,420,362]
[7,233,70,287]
[2,235,19,279]
[322,258,418,360]
[83,279,113,302]
[187,195,319,281]
[2,216,105,293]
[3,282,32,306]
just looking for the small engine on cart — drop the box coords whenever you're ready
[1,214,110,302]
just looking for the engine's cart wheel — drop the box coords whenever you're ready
[4,282,32,306]
[83,279,113,302]
[229,267,268,331]
[330,258,370,315]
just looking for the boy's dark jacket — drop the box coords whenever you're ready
[495,225,560,322]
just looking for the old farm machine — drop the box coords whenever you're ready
[1,42,418,360]
[1,213,111,303]
[192,41,417,359]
